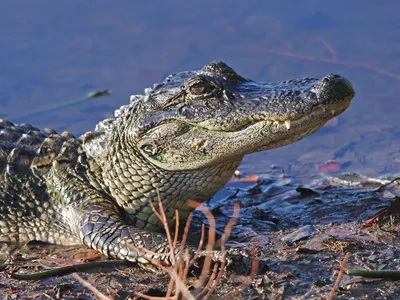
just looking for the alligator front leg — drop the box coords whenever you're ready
[77,197,188,268]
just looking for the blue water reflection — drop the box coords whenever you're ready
[0,0,399,178]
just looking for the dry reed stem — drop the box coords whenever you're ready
[137,200,194,299]
[182,224,205,286]
[328,252,351,300]
[166,209,181,298]
[189,223,205,267]
[188,200,216,290]
[129,243,195,300]
[150,189,176,266]
[130,196,196,299]
[178,214,195,284]
[179,212,194,260]
[237,259,260,288]
[165,278,175,299]
[179,248,190,287]
[220,202,240,253]
[221,259,260,300]
[173,209,180,251]
[202,202,241,298]
[197,263,220,299]
[133,198,242,299]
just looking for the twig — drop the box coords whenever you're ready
[166,272,176,299]
[126,207,195,300]
[150,189,176,266]
[197,263,220,299]
[129,243,195,300]
[5,90,110,120]
[317,37,337,61]
[72,273,112,300]
[179,213,194,264]
[220,202,240,250]
[203,202,241,298]
[237,259,260,288]
[221,259,260,299]
[133,199,241,299]
[189,200,216,290]
[166,209,181,299]
[255,45,400,81]
[173,209,180,251]
[180,215,204,287]
[328,252,350,300]
[189,223,205,267]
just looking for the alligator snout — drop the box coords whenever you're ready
[320,74,355,96]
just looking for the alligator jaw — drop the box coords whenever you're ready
[138,98,351,171]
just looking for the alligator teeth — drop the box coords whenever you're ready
[266,120,272,126]
[273,121,279,126]
[331,110,336,115]
[285,120,291,130]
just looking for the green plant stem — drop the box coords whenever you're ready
[347,269,400,279]
[10,260,127,280]
[3,90,110,120]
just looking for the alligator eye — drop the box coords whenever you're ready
[189,82,210,95]
[141,143,158,156]
[186,76,221,99]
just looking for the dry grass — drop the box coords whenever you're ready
[74,190,259,299]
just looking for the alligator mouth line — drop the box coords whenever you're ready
[142,98,351,135]
[245,108,340,130]
[190,99,351,133]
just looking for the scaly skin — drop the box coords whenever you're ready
[0,61,355,266]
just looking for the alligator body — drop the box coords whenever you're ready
[0,62,355,265]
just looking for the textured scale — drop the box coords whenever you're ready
[0,120,79,245]
[0,61,355,266]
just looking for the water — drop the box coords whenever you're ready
[1,0,399,180]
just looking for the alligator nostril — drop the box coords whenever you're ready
[323,78,330,83]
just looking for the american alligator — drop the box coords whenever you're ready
[0,61,354,266]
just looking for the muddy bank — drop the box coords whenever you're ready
[1,173,400,299]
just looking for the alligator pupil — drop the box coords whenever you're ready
[190,83,207,95]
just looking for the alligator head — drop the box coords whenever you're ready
[114,61,354,171]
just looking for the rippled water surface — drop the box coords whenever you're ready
[1,1,399,181]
